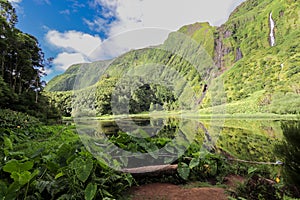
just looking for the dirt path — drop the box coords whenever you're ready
[128,175,244,200]
[129,183,228,200]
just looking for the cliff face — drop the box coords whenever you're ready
[213,26,234,72]
[200,0,300,113]
[214,0,299,92]
[210,0,299,69]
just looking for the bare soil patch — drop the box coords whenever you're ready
[128,175,245,200]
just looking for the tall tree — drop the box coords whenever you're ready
[0,0,60,122]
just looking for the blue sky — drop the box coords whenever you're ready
[9,0,245,81]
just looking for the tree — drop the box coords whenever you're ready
[0,0,60,121]
[0,0,18,26]
[0,76,14,106]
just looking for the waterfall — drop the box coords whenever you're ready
[269,12,276,47]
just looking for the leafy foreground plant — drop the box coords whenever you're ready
[232,175,282,200]
[0,119,134,200]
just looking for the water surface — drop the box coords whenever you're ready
[76,116,286,169]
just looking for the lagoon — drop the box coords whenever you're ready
[75,116,289,170]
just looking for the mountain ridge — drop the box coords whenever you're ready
[45,0,300,115]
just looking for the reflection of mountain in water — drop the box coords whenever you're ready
[77,117,284,169]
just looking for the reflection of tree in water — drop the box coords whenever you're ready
[132,117,151,126]
[275,120,300,195]
[217,128,274,162]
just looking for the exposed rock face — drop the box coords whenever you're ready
[224,30,232,38]
[279,11,284,17]
[214,34,223,70]
[235,47,243,61]
[214,26,233,71]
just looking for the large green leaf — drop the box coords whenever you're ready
[85,183,97,200]
[3,160,34,173]
[10,169,39,186]
[189,157,200,169]
[177,162,190,180]
[3,136,13,150]
[11,171,31,185]
[71,157,93,183]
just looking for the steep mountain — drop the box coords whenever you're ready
[203,0,300,114]
[45,0,300,115]
[45,60,111,91]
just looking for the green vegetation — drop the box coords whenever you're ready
[204,0,300,114]
[2,109,300,199]
[45,60,111,92]
[230,120,300,200]
[275,121,300,190]
[47,46,210,116]
[0,0,60,122]
[1,0,300,199]
[0,112,134,199]
[46,0,300,117]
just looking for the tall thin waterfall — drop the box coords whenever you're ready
[269,12,276,47]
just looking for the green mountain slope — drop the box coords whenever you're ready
[46,0,300,116]
[202,0,300,114]
[45,60,111,91]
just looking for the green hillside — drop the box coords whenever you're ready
[45,60,111,91]
[45,0,300,116]
[202,0,300,114]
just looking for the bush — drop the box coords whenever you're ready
[0,109,41,129]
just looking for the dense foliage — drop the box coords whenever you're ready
[0,110,232,199]
[0,111,134,199]
[45,25,214,116]
[276,121,300,192]
[0,0,60,121]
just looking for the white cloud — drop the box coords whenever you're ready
[8,0,22,8]
[93,0,245,36]
[45,30,102,71]
[60,9,71,15]
[87,0,246,60]
[89,0,118,11]
[53,52,87,71]
[46,30,102,56]
[90,28,171,60]
[8,0,22,3]
[83,17,109,33]
[47,0,246,71]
